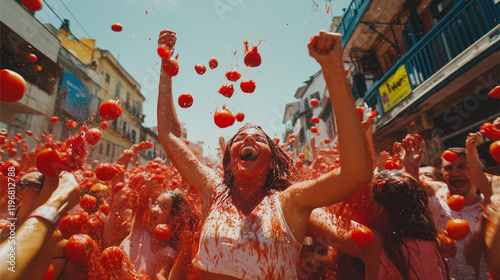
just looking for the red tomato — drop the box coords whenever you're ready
[324,138,331,144]
[344,69,349,75]
[178,93,193,108]
[351,226,374,247]
[42,264,54,280]
[95,163,124,181]
[218,83,234,98]
[194,64,207,75]
[157,45,171,58]
[208,58,218,69]
[298,153,305,159]
[58,213,86,239]
[310,126,318,133]
[214,105,236,128]
[235,112,245,122]
[295,159,303,168]
[65,234,95,263]
[100,246,126,270]
[111,23,123,32]
[98,203,111,215]
[25,130,33,136]
[8,149,17,158]
[488,86,500,99]
[384,160,399,170]
[225,69,241,82]
[490,140,500,163]
[67,120,78,129]
[99,99,123,121]
[356,107,364,120]
[28,53,38,63]
[50,116,59,123]
[1,159,21,177]
[240,79,256,93]
[480,122,500,140]
[368,110,378,120]
[36,148,66,177]
[447,195,465,212]
[154,224,171,240]
[163,57,179,76]
[85,128,101,146]
[244,43,262,67]
[1,69,27,103]
[21,0,42,11]
[100,121,109,130]
[114,182,125,192]
[446,219,470,240]
[273,138,280,145]
[310,98,319,107]
[311,116,320,124]
[80,194,97,212]
[0,136,6,145]
[442,150,458,162]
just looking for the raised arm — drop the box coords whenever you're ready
[287,31,373,209]
[156,30,219,212]
[466,132,492,203]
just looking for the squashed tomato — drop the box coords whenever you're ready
[384,160,399,170]
[1,69,27,103]
[240,79,256,93]
[244,41,262,67]
[214,105,235,128]
[218,84,234,98]
[95,163,124,181]
[99,99,123,121]
[80,194,97,212]
[163,57,179,76]
[194,64,206,75]
[480,122,500,140]
[1,159,21,177]
[154,224,171,240]
[225,69,241,82]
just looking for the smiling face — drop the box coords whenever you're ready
[148,193,174,232]
[229,127,274,183]
[442,155,474,198]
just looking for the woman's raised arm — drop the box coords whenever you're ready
[156,30,219,211]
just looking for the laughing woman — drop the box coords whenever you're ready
[157,29,372,279]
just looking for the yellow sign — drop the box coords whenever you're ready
[378,65,412,112]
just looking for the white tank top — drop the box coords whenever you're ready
[193,184,302,279]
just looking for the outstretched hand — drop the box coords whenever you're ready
[307,31,343,66]
[158,30,177,56]
[466,132,484,150]
[395,134,425,177]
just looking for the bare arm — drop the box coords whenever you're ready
[287,31,373,209]
[156,30,219,211]
[466,133,492,203]
[0,172,79,280]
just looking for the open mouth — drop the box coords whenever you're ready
[450,179,466,188]
[239,146,259,162]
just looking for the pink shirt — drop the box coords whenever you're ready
[193,184,302,279]
[378,239,448,280]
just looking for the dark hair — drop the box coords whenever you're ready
[371,170,449,280]
[163,189,193,247]
[17,172,45,190]
[222,123,296,191]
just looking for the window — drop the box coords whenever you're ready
[115,84,121,99]
[111,144,115,159]
[131,130,136,143]
[106,143,110,156]
[123,121,127,133]
[105,73,110,85]
[98,144,103,154]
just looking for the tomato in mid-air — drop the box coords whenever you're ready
[99,99,123,121]
[244,42,262,67]
[480,122,500,140]
[298,153,305,159]
[235,112,245,122]
[446,218,470,240]
[65,234,95,264]
[351,226,374,247]
[1,69,27,103]
[488,86,500,99]
[208,58,218,69]
[1,159,21,177]
[324,138,331,144]
[178,93,193,108]
[384,160,399,170]
[157,45,171,58]
[80,194,97,212]
[447,195,465,212]
[310,98,319,107]
[311,116,320,124]
[67,120,78,129]
[163,57,179,77]
[310,126,318,133]
[194,64,206,75]
[295,159,303,168]
[442,150,458,162]
[240,79,256,93]
[225,69,242,82]
[95,163,124,181]
[154,224,171,240]
[36,148,66,177]
[111,23,123,32]
[28,53,38,63]
[21,0,42,11]
[50,116,59,123]
[218,84,234,98]
[214,105,236,128]
[84,127,101,146]
[490,140,500,163]
[100,122,109,130]
[344,69,349,75]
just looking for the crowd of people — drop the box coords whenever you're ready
[0,29,499,280]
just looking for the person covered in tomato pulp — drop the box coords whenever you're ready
[156,29,373,279]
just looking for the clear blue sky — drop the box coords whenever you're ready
[35,0,352,156]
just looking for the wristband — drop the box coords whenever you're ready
[26,205,62,227]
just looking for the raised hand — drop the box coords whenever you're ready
[397,134,425,178]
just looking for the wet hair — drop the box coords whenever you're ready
[17,172,45,190]
[371,170,449,280]
[222,123,296,191]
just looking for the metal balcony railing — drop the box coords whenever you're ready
[363,0,499,116]
[334,0,369,45]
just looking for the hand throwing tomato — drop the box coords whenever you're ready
[1,69,27,103]
[36,148,67,177]
[99,99,123,121]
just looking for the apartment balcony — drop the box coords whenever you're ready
[360,0,499,127]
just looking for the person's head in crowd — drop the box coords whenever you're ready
[441,147,478,199]
[419,166,444,182]
[15,172,45,220]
